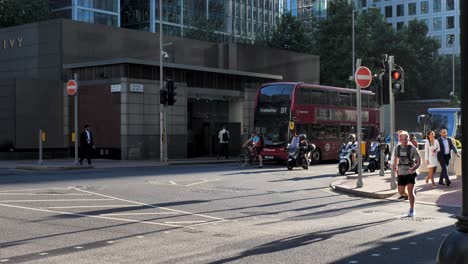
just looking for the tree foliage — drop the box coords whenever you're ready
[254,12,315,54]
[0,0,50,28]
[257,0,458,100]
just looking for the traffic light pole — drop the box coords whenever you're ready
[388,56,397,190]
[159,0,167,163]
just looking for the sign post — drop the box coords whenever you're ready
[355,64,372,188]
[67,77,79,165]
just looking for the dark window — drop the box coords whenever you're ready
[385,6,392,18]
[396,4,404,16]
[408,3,416,15]
[447,16,454,29]
[447,0,454,10]
[396,21,404,31]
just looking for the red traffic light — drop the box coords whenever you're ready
[392,70,401,80]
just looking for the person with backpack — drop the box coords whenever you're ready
[392,131,421,217]
[242,130,263,168]
[218,125,230,159]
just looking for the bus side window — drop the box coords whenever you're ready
[327,91,337,105]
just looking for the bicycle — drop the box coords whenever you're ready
[237,146,257,168]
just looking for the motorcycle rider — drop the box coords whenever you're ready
[345,134,358,169]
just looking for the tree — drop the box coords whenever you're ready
[0,0,50,28]
[317,0,356,87]
[254,12,315,54]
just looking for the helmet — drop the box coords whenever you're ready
[299,134,306,140]
[348,134,356,141]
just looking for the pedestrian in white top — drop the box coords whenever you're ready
[424,130,439,188]
[218,125,229,159]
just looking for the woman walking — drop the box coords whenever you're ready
[424,130,439,188]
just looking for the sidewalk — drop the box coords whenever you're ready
[331,170,462,208]
[0,157,237,171]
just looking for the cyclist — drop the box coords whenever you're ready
[242,131,263,168]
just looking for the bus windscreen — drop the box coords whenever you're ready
[255,84,294,147]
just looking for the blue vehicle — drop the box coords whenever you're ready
[418,108,461,139]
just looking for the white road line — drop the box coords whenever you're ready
[0,193,93,196]
[164,221,207,224]
[185,179,220,187]
[0,187,70,193]
[0,199,113,203]
[46,205,139,209]
[72,187,226,221]
[100,212,180,216]
[0,203,182,228]
[169,181,177,185]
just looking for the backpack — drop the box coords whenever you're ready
[258,135,264,147]
[222,131,229,142]
[396,145,414,166]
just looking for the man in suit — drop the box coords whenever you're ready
[437,128,459,186]
[79,124,95,165]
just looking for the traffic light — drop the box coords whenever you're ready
[166,80,176,106]
[160,89,167,105]
[391,67,404,93]
[377,70,390,105]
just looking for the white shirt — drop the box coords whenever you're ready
[85,130,91,144]
[218,129,229,143]
[441,137,450,154]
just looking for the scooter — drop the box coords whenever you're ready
[286,137,313,170]
[338,142,358,175]
[367,139,390,172]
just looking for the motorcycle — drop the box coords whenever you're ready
[338,141,358,175]
[366,138,390,172]
[286,137,314,170]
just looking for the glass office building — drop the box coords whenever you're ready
[284,0,328,20]
[51,0,282,41]
[50,0,120,27]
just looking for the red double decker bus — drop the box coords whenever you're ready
[254,82,380,163]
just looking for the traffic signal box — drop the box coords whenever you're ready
[391,68,404,93]
[377,66,404,105]
[160,89,168,105]
[166,80,176,106]
[378,70,390,105]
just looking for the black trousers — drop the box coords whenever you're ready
[219,143,229,159]
[80,145,93,164]
[438,154,451,184]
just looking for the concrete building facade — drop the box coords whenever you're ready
[0,19,319,160]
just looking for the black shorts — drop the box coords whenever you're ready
[397,173,417,186]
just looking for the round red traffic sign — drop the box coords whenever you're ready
[67,80,78,96]
[354,66,372,89]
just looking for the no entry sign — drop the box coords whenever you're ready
[67,80,78,96]
[354,67,372,89]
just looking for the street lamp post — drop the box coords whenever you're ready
[436,0,468,262]
[352,8,355,79]
[449,35,456,97]
[159,0,167,163]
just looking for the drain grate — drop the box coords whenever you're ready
[397,216,434,222]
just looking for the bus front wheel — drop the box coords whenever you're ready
[311,149,321,164]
